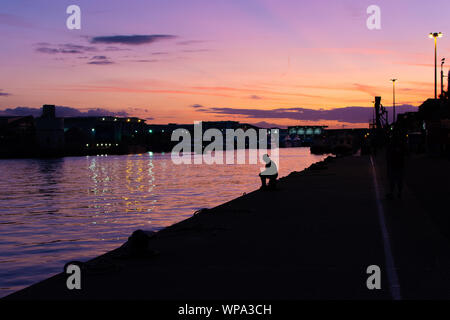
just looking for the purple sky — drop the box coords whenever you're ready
[1,0,449,128]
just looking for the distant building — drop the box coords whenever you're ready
[288,126,327,136]
[147,121,261,136]
[35,105,65,154]
[287,126,328,147]
[417,98,450,156]
[64,116,148,154]
[0,116,35,157]
[145,121,274,151]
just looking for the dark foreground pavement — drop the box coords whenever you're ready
[5,154,450,300]
[374,152,450,299]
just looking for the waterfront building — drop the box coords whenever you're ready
[35,105,65,155]
[64,116,149,154]
[287,126,328,147]
[0,116,35,157]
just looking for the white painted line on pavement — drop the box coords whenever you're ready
[370,156,402,300]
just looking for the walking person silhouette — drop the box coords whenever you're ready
[386,130,407,199]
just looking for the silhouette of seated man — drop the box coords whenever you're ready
[259,154,278,190]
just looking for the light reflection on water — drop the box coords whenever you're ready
[0,148,326,297]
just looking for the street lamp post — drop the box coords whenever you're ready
[441,58,446,98]
[390,79,397,123]
[429,32,443,99]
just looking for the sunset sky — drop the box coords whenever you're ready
[1,0,450,128]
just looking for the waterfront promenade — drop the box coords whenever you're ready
[6,153,450,300]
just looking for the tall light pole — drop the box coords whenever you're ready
[390,79,397,123]
[441,58,446,98]
[429,32,443,99]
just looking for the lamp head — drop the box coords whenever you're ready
[429,32,443,38]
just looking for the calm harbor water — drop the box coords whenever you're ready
[0,148,326,297]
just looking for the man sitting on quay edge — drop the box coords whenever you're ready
[259,154,278,190]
